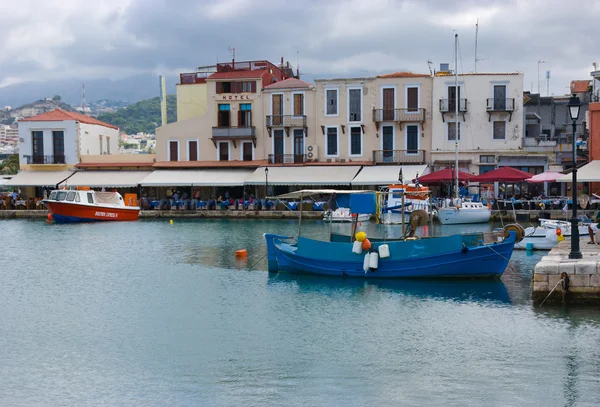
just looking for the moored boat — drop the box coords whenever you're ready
[435,200,491,225]
[43,189,140,223]
[323,208,371,223]
[381,184,431,224]
[514,218,589,250]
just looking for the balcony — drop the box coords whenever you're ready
[372,108,426,130]
[23,155,66,165]
[486,98,515,121]
[372,150,426,165]
[268,154,306,164]
[266,115,306,127]
[210,126,256,148]
[439,98,467,122]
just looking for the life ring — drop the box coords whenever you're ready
[504,223,525,243]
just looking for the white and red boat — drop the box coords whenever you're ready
[43,189,140,223]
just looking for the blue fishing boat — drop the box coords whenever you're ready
[265,190,521,279]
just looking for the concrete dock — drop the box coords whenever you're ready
[532,238,600,305]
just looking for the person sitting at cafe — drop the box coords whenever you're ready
[172,191,180,201]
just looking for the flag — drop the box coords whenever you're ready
[398,168,403,183]
[562,203,568,213]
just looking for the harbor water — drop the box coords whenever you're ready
[1,219,600,406]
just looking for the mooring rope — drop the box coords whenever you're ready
[539,278,564,307]
[247,252,268,270]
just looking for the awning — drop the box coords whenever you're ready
[141,169,254,187]
[351,165,428,186]
[61,171,152,187]
[245,166,362,186]
[4,170,74,187]
[557,160,600,182]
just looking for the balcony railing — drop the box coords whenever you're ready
[268,154,306,164]
[265,115,307,127]
[372,150,426,164]
[23,155,66,164]
[211,126,256,138]
[486,98,515,112]
[372,108,426,122]
[439,98,468,112]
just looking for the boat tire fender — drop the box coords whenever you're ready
[504,223,525,243]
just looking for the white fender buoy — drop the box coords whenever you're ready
[363,253,370,273]
[369,252,379,269]
[352,240,363,254]
[378,244,390,259]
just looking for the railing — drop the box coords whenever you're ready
[211,126,256,138]
[179,73,209,84]
[486,98,515,111]
[372,108,426,122]
[23,155,66,164]
[372,150,425,164]
[439,98,468,112]
[265,115,307,127]
[268,154,306,164]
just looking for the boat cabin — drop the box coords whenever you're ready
[47,190,127,207]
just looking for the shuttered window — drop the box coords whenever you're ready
[447,122,461,141]
[406,125,419,153]
[493,121,506,140]
[188,140,198,161]
[348,88,361,122]
[293,94,304,115]
[169,141,179,161]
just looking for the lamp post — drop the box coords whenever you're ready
[265,167,269,198]
[567,94,582,259]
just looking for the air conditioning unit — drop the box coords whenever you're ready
[306,144,319,161]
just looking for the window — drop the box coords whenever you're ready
[218,142,229,161]
[348,88,362,122]
[293,93,304,116]
[99,135,103,154]
[188,140,198,161]
[493,121,506,140]
[242,142,253,161]
[169,140,179,161]
[56,191,67,201]
[382,126,394,162]
[406,125,419,154]
[66,191,76,202]
[406,87,419,112]
[217,81,256,93]
[480,155,495,163]
[87,193,94,203]
[219,82,232,93]
[480,165,495,175]
[493,85,507,110]
[326,127,338,156]
[447,122,461,141]
[293,129,304,163]
[218,104,230,127]
[448,85,461,111]
[32,131,44,162]
[382,87,395,120]
[52,131,64,163]
[273,129,284,162]
[49,191,57,200]
[238,103,252,127]
[325,89,338,115]
[75,193,80,202]
[350,126,362,156]
[107,137,111,154]
[272,94,283,125]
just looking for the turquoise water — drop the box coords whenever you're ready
[1,219,600,406]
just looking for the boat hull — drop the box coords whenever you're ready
[44,201,140,223]
[436,207,491,225]
[514,224,589,250]
[265,232,515,279]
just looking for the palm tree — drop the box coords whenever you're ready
[0,154,19,174]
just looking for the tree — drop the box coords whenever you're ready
[97,95,177,134]
[0,154,19,174]
[52,95,62,101]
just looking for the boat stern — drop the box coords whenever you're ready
[263,233,290,272]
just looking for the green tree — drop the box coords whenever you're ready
[0,154,19,174]
[97,95,177,134]
[52,95,62,101]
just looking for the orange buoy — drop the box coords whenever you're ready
[361,238,372,251]
[47,213,52,220]
[556,228,562,236]
[235,249,248,258]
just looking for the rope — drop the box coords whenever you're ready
[485,243,512,263]
[539,278,564,307]
[247,252,268,271]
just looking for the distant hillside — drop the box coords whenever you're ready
[0,96,75,125]
[97,95,177,134]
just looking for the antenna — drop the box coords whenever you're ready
[296,50,300,78]
[427,60,433,76]
[474,19,478,72]
[228,46,236,67]
[537,60,547,94]
[81,84,86,111]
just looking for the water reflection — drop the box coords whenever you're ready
[267,273,511,305]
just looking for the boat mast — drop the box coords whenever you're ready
[454,33,459,201]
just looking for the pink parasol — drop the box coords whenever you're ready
[525,171,563,183]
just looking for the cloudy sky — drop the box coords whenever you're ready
[1,0,598,100]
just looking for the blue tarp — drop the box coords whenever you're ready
[349,193,376,214]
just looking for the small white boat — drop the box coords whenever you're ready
[435,199,491,225]
[381,184,432,225]
[514,219,590,250]
[323,208,370,223]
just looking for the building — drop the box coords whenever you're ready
[430,69,548,175]
[17,108,119,171]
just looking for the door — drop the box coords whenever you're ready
[448,86,460,111]
[407,87,418,112]
[272,94,283,125]
[274,129,284,163]
[406,125,419,154]
[382,88,395,120]
[52,131,64,163]
[32,131,44,163]
[188,140,198,161]
[219,142,229,161]
[169,141,178,161]
[293,129,304,163]
[218,104,230,127]
[382,126,394,162]
[242,142,253,161]
[494,85,506,110]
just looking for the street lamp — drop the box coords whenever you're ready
[567,94,582,259]
[265,167,269,198]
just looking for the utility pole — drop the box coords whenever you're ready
[538,60,546,94]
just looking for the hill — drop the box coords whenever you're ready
[0,96,76,125]
[97,95,177,134]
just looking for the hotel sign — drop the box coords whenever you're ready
[221,94,254,100]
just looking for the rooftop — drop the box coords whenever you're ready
[263,78,313,90]
[378,72,430,79]
[570,80,591,93]
[19,108,118,130]
[435,72,522,77]
[208,70,267,80]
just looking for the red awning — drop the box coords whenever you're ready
[414,168,474,184]
[471,167,532,183]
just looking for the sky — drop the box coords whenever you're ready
[0,0,599,101]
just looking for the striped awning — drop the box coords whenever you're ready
[244,166,362,186]
[141,169,254,187]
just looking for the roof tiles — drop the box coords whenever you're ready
[263,78,313,90]
[208,70,266,80]
[20,108,118,129]
[378,72,430,78]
